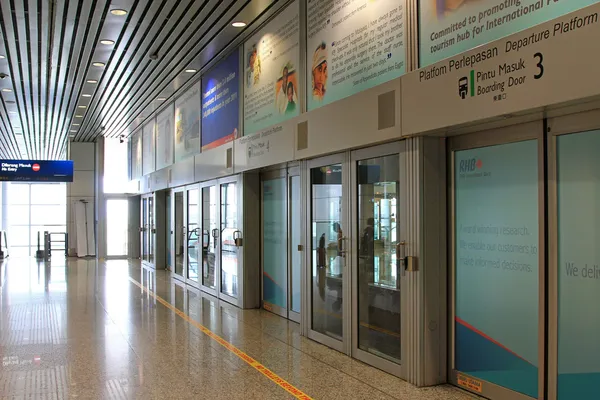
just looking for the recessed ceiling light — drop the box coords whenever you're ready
[110,9,127,16]
[75,115,83,118]
[157,97,166,101]
[232,22,247,28]
[2,88,12,92]
[8,111,16,114]
[184,69,197,73]
[82,94,92,97]
[100,39,115,45]
[78,105,87,109]
[0,55,5,59]
[73,123,80,126]
[70,130,77,133]
[87,79,98,84]
[93,62,105,67]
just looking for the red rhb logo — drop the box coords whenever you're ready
[32,164,40,172]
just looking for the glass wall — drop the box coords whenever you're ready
[4,183,67,257]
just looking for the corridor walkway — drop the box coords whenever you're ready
[0,258,477,399]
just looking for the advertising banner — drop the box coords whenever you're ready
[201,51,239,151]
[131,131,142,179]
[175,82,201,162]
[420,0,600,67]
[306,0,406,110]
[142,119,155,176]
[454,140,539,397]
[403,3,600,135]
[243,0,300,134]
[557,130,600,399]
[156,104,174,170]
[0,160,73,182]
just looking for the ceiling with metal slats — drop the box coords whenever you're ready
[0,0,283,160]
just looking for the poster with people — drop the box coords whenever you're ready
[131,130,142,179]
[306,0,406,110]
[155,103,174,170]
[142,119,155,176]
[243,0,300,134]
[201,51,239,151]
[174,82,201,162]
[420,0,600,66]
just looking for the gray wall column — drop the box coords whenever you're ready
[96,137,106,259]
[67,142,96,256]
[403,136,447,387]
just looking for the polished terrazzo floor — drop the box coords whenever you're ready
[0,258,479,399]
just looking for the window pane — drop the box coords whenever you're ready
[8,226,30,246]
[31,184,66,204]
[8,205,29,226]
[7,184,29,204]
[31,205,66,225]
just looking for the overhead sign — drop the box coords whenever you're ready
[403,3,600,135]
[419,0,600,67]
[306,0,406,110]
[202,51,239,151]
[0,160,74,182]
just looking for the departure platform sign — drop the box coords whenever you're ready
[402,3,600,135]
[0,160,74,182]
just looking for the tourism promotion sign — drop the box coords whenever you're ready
[306,0,406,110]
[403,3,600,135]
[243,0,300,134]
[419,0,600,67]
[142,119,156,176]
[175,82,201,162]
[155,104,174,170]
[131,130,142,179]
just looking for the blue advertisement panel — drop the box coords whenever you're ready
[201,51,239,151]
[243,0,300,134]
[557,130,600,399]
[306,0,406,110]
[0,160,74,182]
[454,140,539,397]
[262,178,287,310]
[419,0,600,67]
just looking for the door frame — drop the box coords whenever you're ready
[546,108,600,400]
[304,152,351,355]
[215,174,244,308]
[140,193,155,269]
[350,141,407,378]
[447,121,546,400]
[171,187,186,282]
[184,184,201,289]
[199,180,219,297]
[288,165,301,323]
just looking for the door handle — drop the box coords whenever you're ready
[212,229,219,238]
[397,240,406,277]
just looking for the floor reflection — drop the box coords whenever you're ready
[0,257,472,400]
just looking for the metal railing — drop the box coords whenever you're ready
[35,231,68,261]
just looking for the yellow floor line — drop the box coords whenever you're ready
[128,277,313,400]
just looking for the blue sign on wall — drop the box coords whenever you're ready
[0,160,74,182]
[201,51,239,151]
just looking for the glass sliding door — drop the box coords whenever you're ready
[148,196,155,266]
[141,197,148,263]
[220,181,239,299]
[351,142,404,375]
[166,193,172,270]
[260,166,301,322]
[449,123,544,400]
[289,169,301,322]
[186,187,200,285]
[173,190,185,279]
[548,112,600,400]
[307,153,349,352]
[201,184,218,295]
[262,171,288,317]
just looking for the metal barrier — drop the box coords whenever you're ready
[36,231,68,261]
